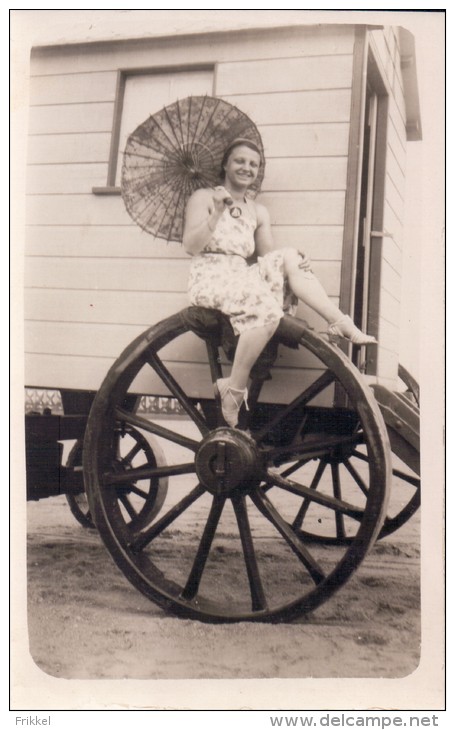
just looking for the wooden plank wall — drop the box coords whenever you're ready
[368,27,409,390]
[25,25,355,401]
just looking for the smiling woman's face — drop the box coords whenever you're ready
[223,145,261,188]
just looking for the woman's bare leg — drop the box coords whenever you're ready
[283,249,342,323]
[229,322,279,390]
[283,249,376,343]
[216,247,376,427]
[216,321,279,426]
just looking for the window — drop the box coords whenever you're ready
[94,66,214,192]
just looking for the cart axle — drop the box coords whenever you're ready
[195,427,262,495]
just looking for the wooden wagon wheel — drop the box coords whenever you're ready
[372,364,420,538]
[83,309,391,623]
[398,363,420,408]
[287,439,419,545]
[65,439,95,529]
[67,428,168,532]
[287,363,420,545]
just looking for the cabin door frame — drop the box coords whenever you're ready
[339,29,389,375]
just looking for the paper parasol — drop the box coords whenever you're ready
[121,95,265,243]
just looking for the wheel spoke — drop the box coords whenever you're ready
[353,449,420,487]
[280,457,312,479]
[180,495,226,600]
[292,460,327,529]
[122,441,143,465]
[123,483,150,499]
[351,449,369,463]
[118,493,138,520]
[331,463,346,540]
[250,490,326,585]
[254,369,336,441]
[267,470,364,521]
[115,407,199,451]
[263,458,312,494]
[146,351,209,434]
[232,493,268,612]
[102,461,195,486]
[343,459,370,497]
[130,484,206,551]
[392,468,420,488]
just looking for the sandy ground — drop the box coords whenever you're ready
[26,420,421,682]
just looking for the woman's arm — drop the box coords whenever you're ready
[183,187,230,255]
[254,203,275,257]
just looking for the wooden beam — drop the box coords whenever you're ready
[339,25,368,319]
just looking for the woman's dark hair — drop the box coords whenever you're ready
[220,138,263,179]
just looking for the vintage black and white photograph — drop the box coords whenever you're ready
[11,8,445,712]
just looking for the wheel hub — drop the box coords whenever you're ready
[195,428,262,495]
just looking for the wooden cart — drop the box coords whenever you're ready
[24,17,421,622]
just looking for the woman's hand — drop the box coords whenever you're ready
[183,188,226,256]
[212,186,233,214]
[298,252,313,272]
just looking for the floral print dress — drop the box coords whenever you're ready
[188,202,295,335]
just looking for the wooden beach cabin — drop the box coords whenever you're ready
[24,20,421,420]
[22,16,423,621]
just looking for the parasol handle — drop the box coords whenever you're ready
[214,186,233,207]
[221,196,242,219]
[213,186,241,217]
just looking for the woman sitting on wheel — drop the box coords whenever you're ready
[183,138,376,428]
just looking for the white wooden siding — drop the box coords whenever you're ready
[24,289,188,327]
[26,163,109,195]
[25,24,356,393]
[260,123,350,158]
[28,103,114,135]
[27,194,131,226]
[26,191,347,228]
[384,175,405,229]
[259,192,346,226]
[29,71,118,105]
[223,90,352,125]
[381,235,402,278]
[25,257,190,292]
[25,320,325,373]
[383,201,404,246]
[216,55,353,95]
[25,351,333,406]
[25,257,340,326]
[271,227,343,261]
[25,225,189,258]
[25,223,343,262]
[26,157,348,196]
[30,25,356,76]
[264,158,348,192]
[387,119,407,175]
[368,27,409,385]
[26,133,111,166]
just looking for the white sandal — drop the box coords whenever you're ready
[327,315,377,345]
[214,378,249,428]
